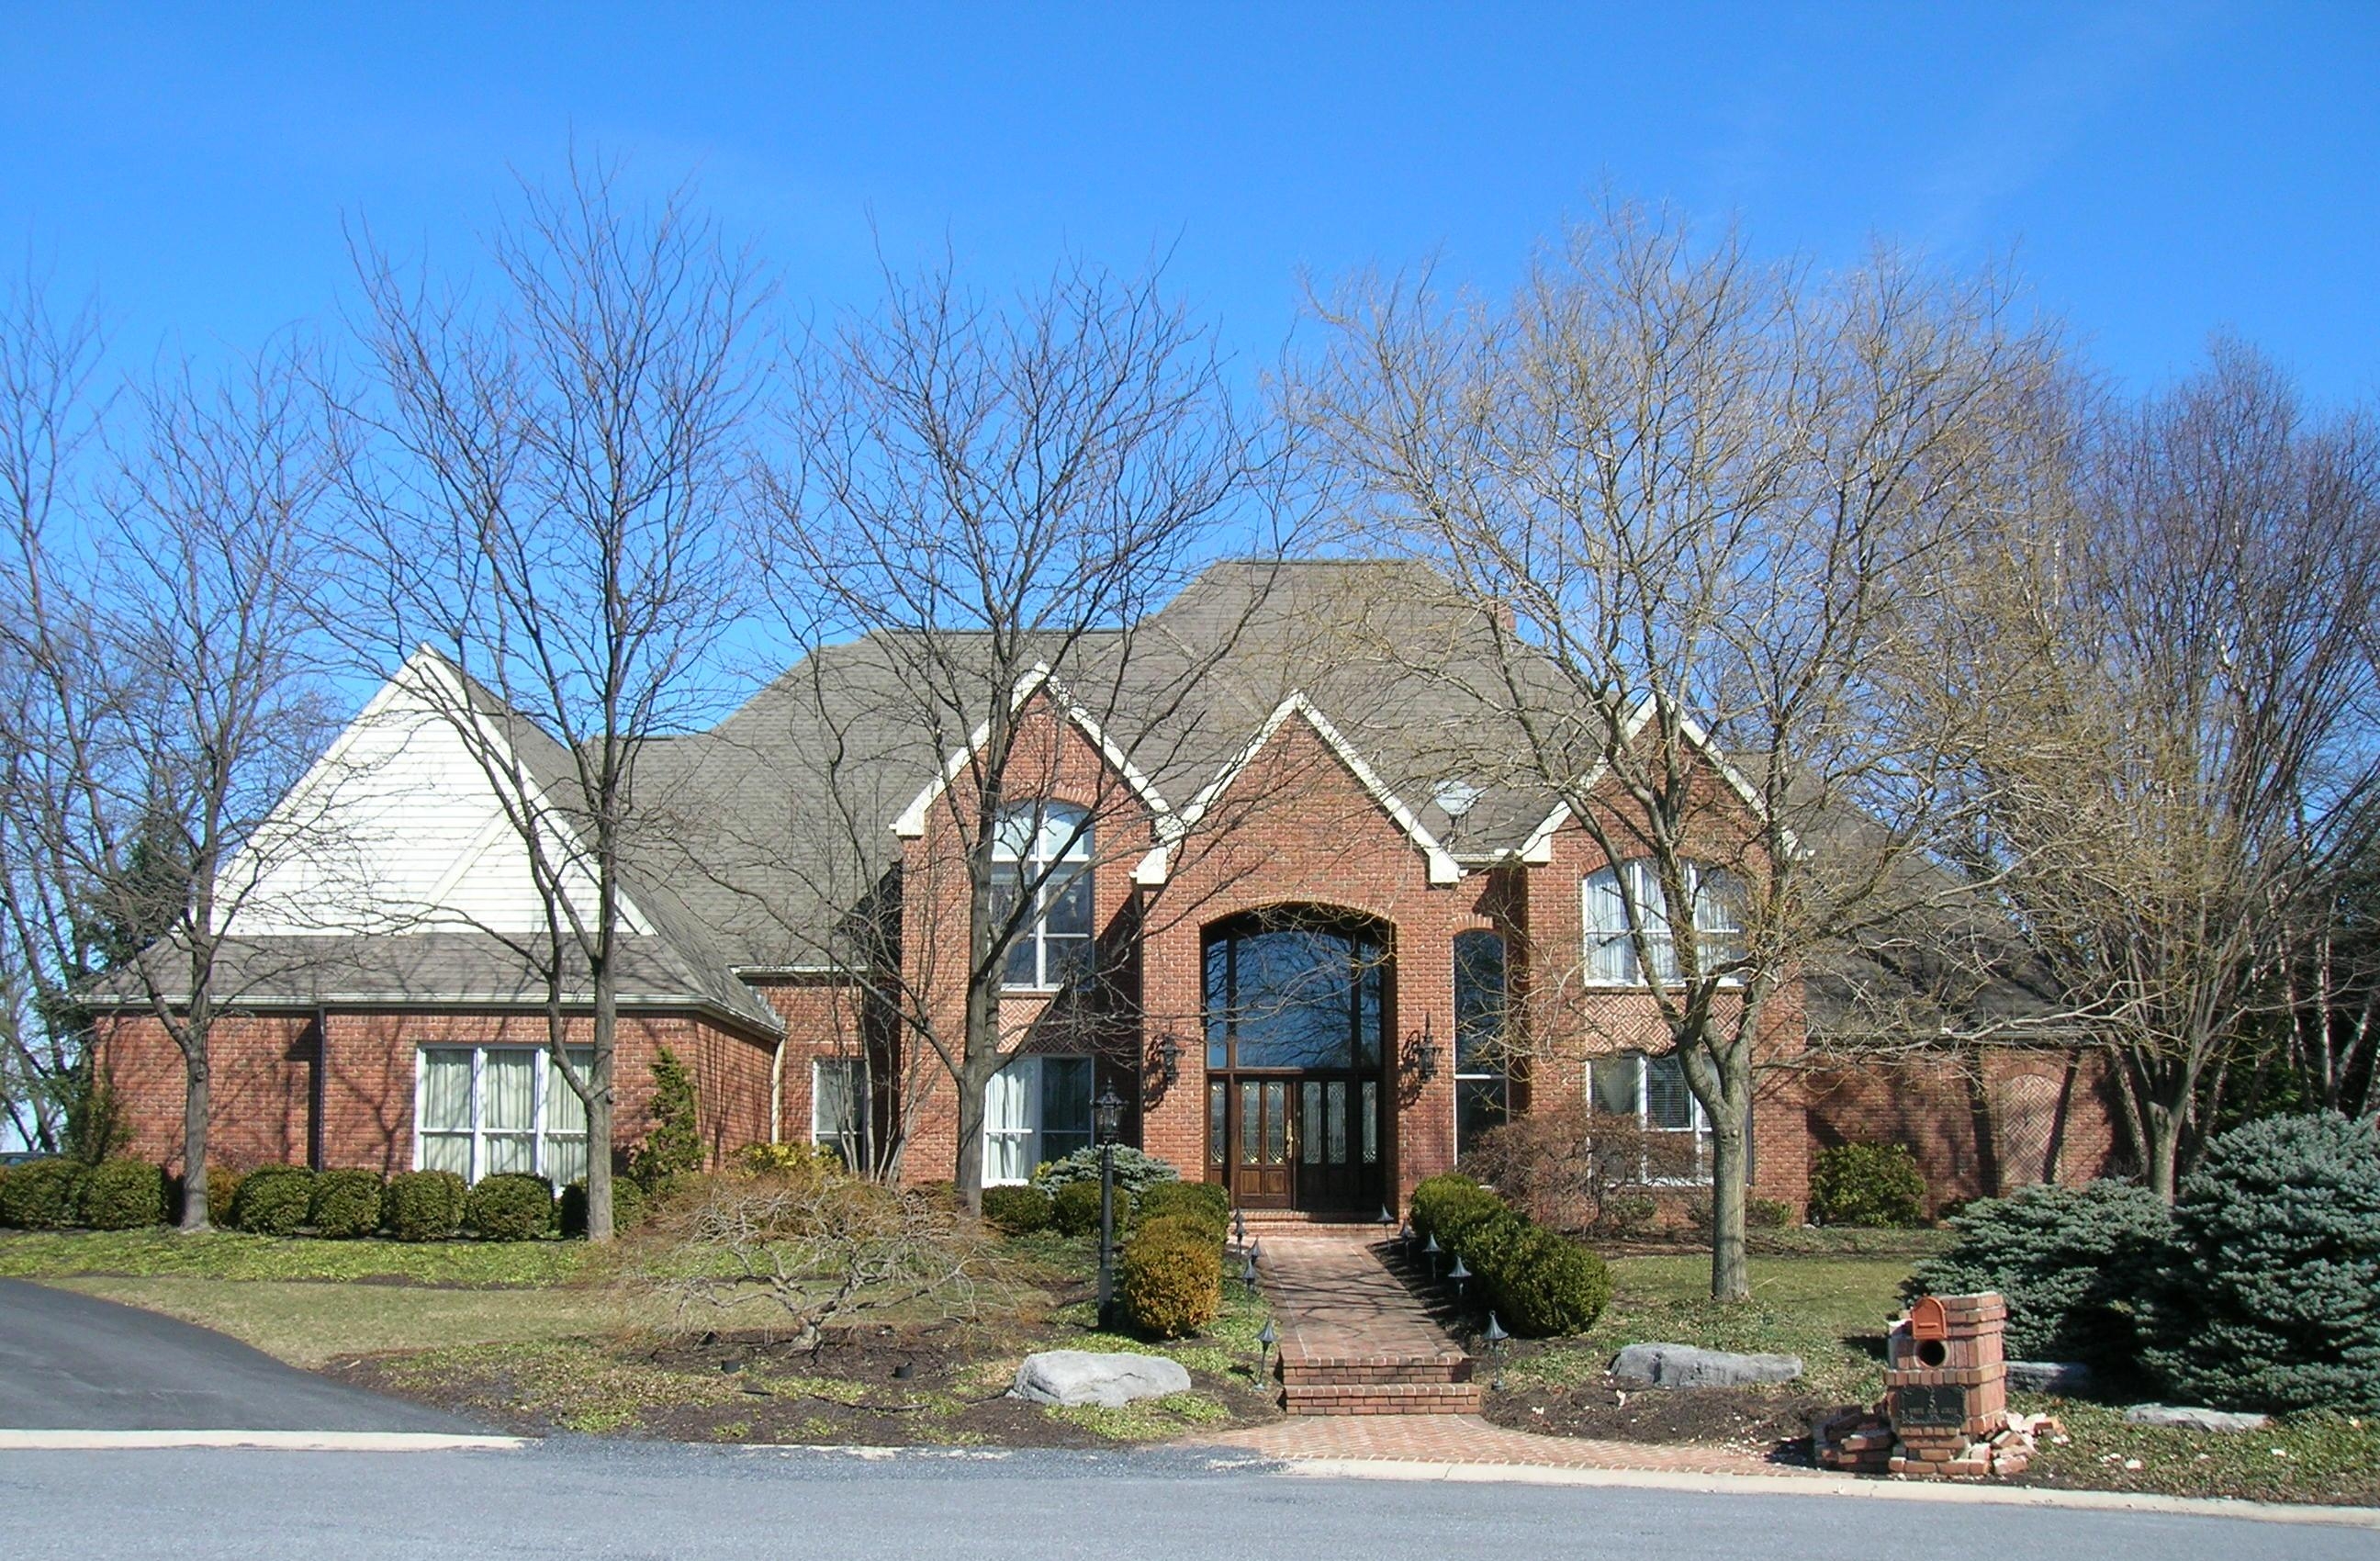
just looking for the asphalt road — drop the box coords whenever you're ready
[6,1441,2376,1560]
[0,1278,477,1432]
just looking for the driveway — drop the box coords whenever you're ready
[0,1279,480,1433]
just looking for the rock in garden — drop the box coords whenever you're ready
[2122,1403,2270,1432]
[2006,1360,2094,1396]
[1610,1342,1804,1388]
[1008,1350,1193,1409]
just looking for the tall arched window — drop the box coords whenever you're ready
[990,803,1094,989]
[1453,928,1510,1152]
[1581,859,1744,984]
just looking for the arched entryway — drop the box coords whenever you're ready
[1202,908,1390,1213]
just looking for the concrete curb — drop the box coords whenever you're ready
[1270,1455,2380,1530]
[0,1430,532,1454]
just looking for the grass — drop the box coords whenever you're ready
[2022,1401,2380,1508]
[47,1275,644,1367]
[1497,1253,1905,1404]
[0,1229,589,1286]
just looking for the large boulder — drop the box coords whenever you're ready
[2123,1403,2271,1432]
[2007,1360,2095,1396]
[1009,1350,1194,1409]
[1610,1342,1804,1388]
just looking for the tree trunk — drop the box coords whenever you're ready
[2141,1103,2184,1203]
[179,1043,210,1232]
[954,972,998,1213]
[1707,1111,1751,1304]
[587,961,619,1243]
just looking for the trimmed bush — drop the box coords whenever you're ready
[1809,1142,1927,1228]
[738,1142,840,1177]
[195,1165,246,1230]
[1137,1179,1229,1241]
[628,1046,702,1191]
[464,1173,555,1241]
[1409,1173,1510,1253]
[1120,1224,1222,1339]
[0,1159,89,1230]
[1746,1196,1794,1230]
[1465,1213,1611,1337]
[2143,1112,2380,1413]
[78,1159,167,1230]
[1032,1146,1180,1199]
[560,1176,648,1238]
[230,1165,315,1236]
[309,1169,386,1240]
[981,1184,1054,1236]
[383,1169,467,1241]
[1050,1178,1135,1238]
[1908,1179,2171,1367]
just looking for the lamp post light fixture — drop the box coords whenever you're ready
[1240,1249,1259,1288]
[1422,1231,1443,1277]
[1233,1206,1247,1247]
[1448,1252,1471,1308]
[1398,1220,1415,1250]
[1483,1311,1510,1392]
[1256,1319,1277,1379]
[1093,1082,1126,1331]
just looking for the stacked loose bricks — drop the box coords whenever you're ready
[1816,1291,2040,1480]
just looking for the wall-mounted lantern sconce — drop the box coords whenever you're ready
[1409,1013,1440,1083]
[1155,1033,1182,1089]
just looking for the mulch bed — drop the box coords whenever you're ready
[328,1321,1282,1448]
[1482,1371,1830,1455]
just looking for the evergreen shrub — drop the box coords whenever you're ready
[1119,1222,1221,1339]
[230,1166,315,1236]
[0,1159,89,1230]
[1465,1212,1612,1336]
[1137,1179,1229,1241]
[383,1169,467,1241]
[1809,1142,1927,1227]
[309,1169,386,1239]
[78,1159,167,1230]
[560,1176,647,1238]
[1907,1179,2171,1367]
[464,1173,555,1241]
[1032,1146,1179,1198]
[1409,1173,1510,1252]
[980,1185,1054,1236]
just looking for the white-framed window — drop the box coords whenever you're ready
[1589,1049,1712,1184]
[811,1057,870,1170]
[414,1045,591,1185]
[990,803,1094,990]
[982,1054,1095,1185]
[1582,859,1745,984]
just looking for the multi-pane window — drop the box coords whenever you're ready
[1453,929,1510,1153]
[1589,1050,1714,1184]
[982,1055,1095,1185]
[811,1058,870,1171]
[1581,859,1745,984]
[415,1046,591,1185]
[990,804,1095,990]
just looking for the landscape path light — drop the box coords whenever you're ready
[1093,1083,1125,1331]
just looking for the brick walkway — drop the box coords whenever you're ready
[1254,1237,1464,1366]
[1193,1412,1816,1477]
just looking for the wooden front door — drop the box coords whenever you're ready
[1203,911,1390,1214]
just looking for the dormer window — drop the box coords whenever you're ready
[1582,859,1745,984]
[990,803,1094,990]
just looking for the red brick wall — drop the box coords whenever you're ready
[748,976,871,1154]
[96,1006,777,1175]
[1801,1046,2127,1214]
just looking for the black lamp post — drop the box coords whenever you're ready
[1093,1082,1125,1331]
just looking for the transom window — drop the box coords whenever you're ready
[1589,1050,1714,1184]
[990,803,1095,990]
[812,1058,870,1171]
[983,1054,1095,1185]
[416,1045,591,1185]
[1582,859,1745,984]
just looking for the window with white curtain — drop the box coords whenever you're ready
[1581,859,1746,984]
[982,1055,1095,1185]
[1589,1050,1716,1184]
[812,1058,870,1170]
[989,804,1095,989]
[414,1046,591,1185]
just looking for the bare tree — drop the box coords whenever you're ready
[325,157,766,1241]
[0,275,335,1223]
[1929,340,2380,1196]
[1288,200,2067,1298]
[745,254,1294,1210]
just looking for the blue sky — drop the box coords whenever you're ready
[2,2,2374,401]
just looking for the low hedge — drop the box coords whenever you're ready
[230,1165,315,1236]
[981,1184,1054,1236]
[0,1159,89,1230]
[1052,1179,1136,1238]
[309,1169,386,1240]
[1138,1180,1229,1241]
[196,1165,246,1229]
[1465,1212,1612,1336]
[383,1169,467,1241]
[80,1159,167,1230]
[1120,1222,1221,1339]
[559,1176,648,1238]
[1409,1173,1510,1252]
[464,1173,555,1241]
[1809,1142,1927,1228]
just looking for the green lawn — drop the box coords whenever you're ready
[0,1229,589,1286]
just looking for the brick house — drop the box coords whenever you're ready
[93,560,2125,1218]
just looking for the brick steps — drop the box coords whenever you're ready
[1279,1380,1485,1415]
[1255,1236,1480,1417]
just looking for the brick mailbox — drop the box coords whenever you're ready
[1817,1290,2041,1480]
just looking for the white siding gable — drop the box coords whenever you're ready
[227,650,650,938]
